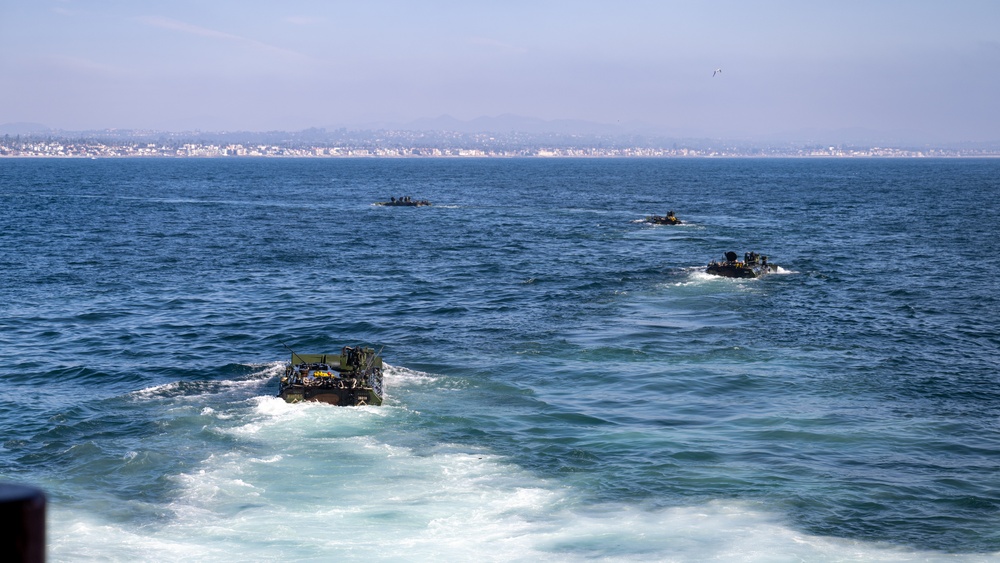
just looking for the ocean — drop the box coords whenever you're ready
[1,157,998,561]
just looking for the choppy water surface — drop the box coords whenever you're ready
[1,158,999,561]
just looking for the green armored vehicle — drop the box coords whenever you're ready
[706,251,777,279]
[644,210,682,225]
[278,346,384,406]
[374,196,431,207]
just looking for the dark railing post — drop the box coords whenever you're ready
[0,484,46,563]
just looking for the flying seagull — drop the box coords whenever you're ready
[713,68,722,77]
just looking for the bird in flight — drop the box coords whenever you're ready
[713,68,722,77]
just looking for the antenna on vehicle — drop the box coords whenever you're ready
[282,342,306,364]
[365,345,384,371]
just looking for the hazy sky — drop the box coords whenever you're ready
[2,0,998,141]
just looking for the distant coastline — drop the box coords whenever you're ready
[2,129,998,158]
[3,144,996,158]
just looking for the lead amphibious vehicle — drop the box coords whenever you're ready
[278,346,384,406]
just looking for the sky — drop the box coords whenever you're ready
[1,0,999,143]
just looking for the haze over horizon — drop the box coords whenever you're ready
[2,1,998,144]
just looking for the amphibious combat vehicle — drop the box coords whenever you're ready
[706,251,777,279]
[645,211,682,225]
[374,196,431,207]
[278,346,384,406]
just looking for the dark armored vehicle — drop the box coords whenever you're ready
[706,251,777,279]
[645,210,682,225]
[278,346,384,406]
[375,196,431,207]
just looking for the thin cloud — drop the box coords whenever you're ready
[43,54,122,75]
[467,36,528,55]
[136,15,309,61]
[284,16,325,26]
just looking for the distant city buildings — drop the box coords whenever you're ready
[1,131,996,158]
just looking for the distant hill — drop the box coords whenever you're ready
[403,114,628,135]
[0,122,51,135]
[761,126,925,147]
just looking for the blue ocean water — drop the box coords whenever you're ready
[1,157,999,561]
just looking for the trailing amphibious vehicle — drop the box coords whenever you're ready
[706,251,777,279]
[375,196,431,207]
[645,211,682,225]
[278,346,384,406]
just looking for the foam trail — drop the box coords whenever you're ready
[47,397,986,561]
